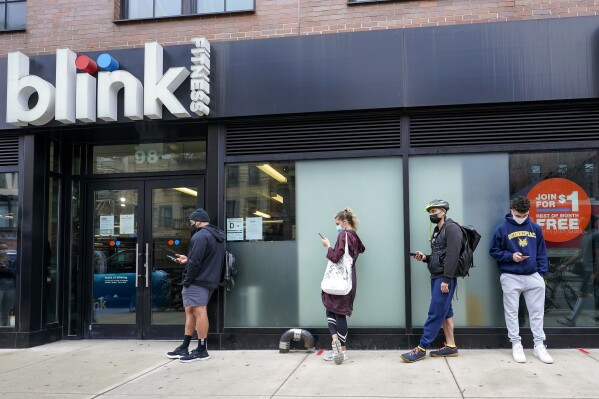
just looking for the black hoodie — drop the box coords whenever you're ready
[182,224,226,289]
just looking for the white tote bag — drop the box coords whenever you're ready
[320,233,353,295]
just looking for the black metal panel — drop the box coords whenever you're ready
[410,103,599,148]
[0,135,19,165]
[216,29,403,117]
[226,112,401,156]
[404,16,599,107]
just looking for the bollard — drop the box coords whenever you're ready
[279,328,315,353]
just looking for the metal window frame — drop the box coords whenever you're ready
[0,0,26,31]
[119,0,254,20]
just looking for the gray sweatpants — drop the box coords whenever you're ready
[500,272,546,347]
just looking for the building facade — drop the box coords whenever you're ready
[0,1,598,348]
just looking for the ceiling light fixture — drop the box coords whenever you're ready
[256,164,287,183]
[174,187,198,197]
[253,210,271,219]
[271,194,283,203]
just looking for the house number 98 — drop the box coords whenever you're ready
[134,150,159,164]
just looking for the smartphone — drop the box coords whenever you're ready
[521,255,530,259]
[409,252,417,256]
[166,254,176,261]
[318,233,324,239]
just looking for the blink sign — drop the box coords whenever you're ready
[5,38,211,126]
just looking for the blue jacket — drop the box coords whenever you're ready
[489,213,548,276]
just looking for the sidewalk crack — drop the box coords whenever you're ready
[445,358,465,399]
[270,352,310,398]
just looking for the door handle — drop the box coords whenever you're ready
[145,243,150,288]
[135,243,139,288]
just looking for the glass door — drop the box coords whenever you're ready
[87,178,204,338]
[88,181,144,338]
[143,179,204,338]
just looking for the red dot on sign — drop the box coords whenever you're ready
[75,55,98,75]
[168,240,174,246]
[109,241,115,246]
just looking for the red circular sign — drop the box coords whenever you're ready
[527,178,591,242]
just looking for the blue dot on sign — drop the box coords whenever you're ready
[97,53,120,72]
[115,241,121,246]
[174,240,180,245]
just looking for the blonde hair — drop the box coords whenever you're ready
[335,208,359,230]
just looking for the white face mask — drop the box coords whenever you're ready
[512,213,528,225]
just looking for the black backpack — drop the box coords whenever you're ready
[220,249,237,291]
[452,222,481,278]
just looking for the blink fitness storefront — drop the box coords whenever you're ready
[0,16,598,349]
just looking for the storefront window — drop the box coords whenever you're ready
[410,154,508,327]
[510,150,599,328]
[224,162,296,327]
[224,158,405,328]
[0,172,18,328]
[92,141,206,174]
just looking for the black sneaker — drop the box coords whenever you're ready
[166,345,189,359]
[180,348,210,362]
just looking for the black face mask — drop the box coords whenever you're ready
[190,225,199,236]
[429,214,442,224]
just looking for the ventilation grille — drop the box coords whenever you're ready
[226,113,401,156]
[410,105,599,148]
[0,136,19,166]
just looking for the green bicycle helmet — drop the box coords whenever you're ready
[424,199,450,212]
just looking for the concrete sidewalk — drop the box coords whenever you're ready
[0,340,598,398]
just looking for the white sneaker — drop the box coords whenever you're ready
[512,343,526,363]
[323,350,348,361]
[331,339,344,365]
[533,344,554,364]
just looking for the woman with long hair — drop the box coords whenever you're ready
[320,208,366,365]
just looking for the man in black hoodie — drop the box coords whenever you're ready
[166,208,226,362]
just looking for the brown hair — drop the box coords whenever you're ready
[335,208,360,230]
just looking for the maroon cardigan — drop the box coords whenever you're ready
[321,230,366,316]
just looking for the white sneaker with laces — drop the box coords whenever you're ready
[323,350,348,362]
[533,344,554,364]
[512,342,526,363]
[331,339,344,365]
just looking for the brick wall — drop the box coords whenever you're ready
[1,0,598,56]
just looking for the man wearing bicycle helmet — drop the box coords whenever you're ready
[401,199,461,363]
[489,196,553,364]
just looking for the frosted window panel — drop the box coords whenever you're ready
[198,0,224,13]
[223,162,296,327]
[297,157,404,327]
[128,0,153,18]
[155,0,181,17]
[409,154,508,327]
[7,2,26,30]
